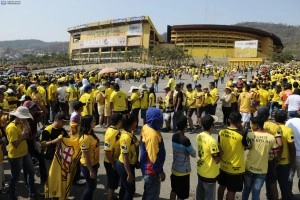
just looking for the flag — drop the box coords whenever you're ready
[45,135,82,200]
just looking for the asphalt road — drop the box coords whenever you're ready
[2,72,300,200]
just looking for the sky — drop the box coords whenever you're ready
[0,0,299,42]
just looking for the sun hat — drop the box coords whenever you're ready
[129,86,139,93]
[238,76,244,79]
[10,106,33,120]
[225,86,232,91]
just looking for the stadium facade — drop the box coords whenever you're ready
[68,17,283,66]
[67,16,163,63]
[168,24,283,66]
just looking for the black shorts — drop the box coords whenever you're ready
[196,107,204,117]
[104,161,120,190]
[187,108,196,118]
[171,173,190,199]
[140,108,147,119]
[218,169,243,192]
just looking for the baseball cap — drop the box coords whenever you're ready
[83,84,92,91]
[73,101,86,110]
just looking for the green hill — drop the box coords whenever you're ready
[235,22,300,57]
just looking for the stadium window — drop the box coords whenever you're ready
[73,33,81,42]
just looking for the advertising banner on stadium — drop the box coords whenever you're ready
[127,37,141,46]
[82,26,127,40]
[79,36,127,48]
[234,40,258,58]
[127,23,142,36]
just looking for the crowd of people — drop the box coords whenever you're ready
[0,63,299,199]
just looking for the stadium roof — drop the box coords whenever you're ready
[171,24,283,47]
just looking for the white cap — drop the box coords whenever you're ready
[6,88,13,94]
[0,85,6,90]
[128,86,139,93]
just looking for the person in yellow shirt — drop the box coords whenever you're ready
[148,87,156,108]
[209,82,219,115]
[258,83,270,107]
[167,75,176,92]
[213,70,220,88]
[139,83,149,125]
[226,77,234,87]
[116,114,139,200]
[242,116,279,200]
[269,84,282,118]
[6,106,36,199]
[95,85,106,128]
[110,83,128,115]
[202,86,213,115]
[196,114,220,200]
[238,84,252,128]
[66,79,78,116]
[218,112,249,200]
[220,69,225,84]
[79,84,93,117]
[185,84,196,132]
[103,113,122,200]
[274,110,295,199]
[79,115,100,200]
[193,74,199,88]
[47,78,58,122]
[129,86,141,127]
[195,84,204,128]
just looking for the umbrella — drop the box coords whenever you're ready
[98,67,118,74]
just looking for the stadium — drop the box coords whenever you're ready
[68,16,284,66]
[168,24,284,66]
[67,16,163,64]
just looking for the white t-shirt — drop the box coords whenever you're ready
[285,94,300,111]
[57,86,67,103]
[286,118,300,156]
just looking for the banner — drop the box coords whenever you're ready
[79,36,127,48]
[82,26,127,40]
[127,37,141,46]
[45,136,81,200]
[234,40,258,58]
[127,23,142,36]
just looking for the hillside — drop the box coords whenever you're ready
[235,22,300,56]
[0,39,68,56]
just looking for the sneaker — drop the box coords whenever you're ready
[95,125,101,128]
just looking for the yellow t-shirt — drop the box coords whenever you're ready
[203,93,212,106]
[0,99,9,110]
[104,127,121,163]
[186,90,196,108]
[196,91,204,107]
[258,89,270,106]
[246,131,277,174]
[110,90,127,112]
[193,74,199,81]
[48,83,58,101]
[79,93,93,116]
[238,91,251,113]
[210,88,219,104]
[149,93,156,107]
[118,130,139,165]
[66,87,78,101]
[105,88,113,105]
[213,72,220,80]
[131,92,141,109]
[278,124,294,165]
[219,128,245,174]
[140,90,149,109]
[167,78,175,91]
[264,121,282,138]
[6,122,28,158]
[196,131,220,179]
[79,134,100,166]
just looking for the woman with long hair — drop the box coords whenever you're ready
[116,114,139,200]
[79,115,100,200]
[148,87,156,108]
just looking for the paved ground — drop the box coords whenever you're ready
[2,72,300,200]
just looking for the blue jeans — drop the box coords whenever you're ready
[9,154,36,200]
[154,83,158,92]
[276,164,294,200]
[288,111,299,119]
[142,174,161,200]
[116,160,135,200]
[196,177,216,200]
[80,164,99,200]
[49,100,57,121]
[242,170,266,200]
